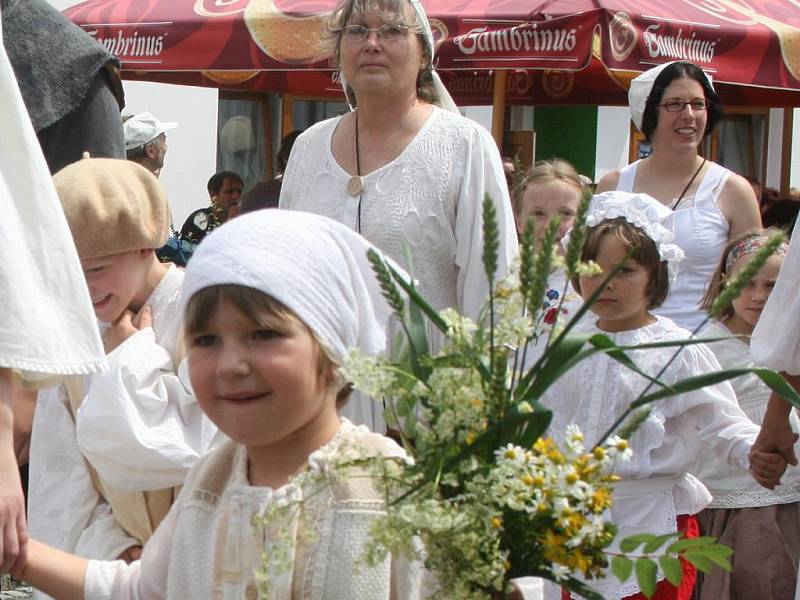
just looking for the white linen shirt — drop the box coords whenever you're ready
[280,107,518,432]
[28,265,224,597]
[83,420,427,600]
[542,316,758,600]
[695,320,800,508]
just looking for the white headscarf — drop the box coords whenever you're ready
[628,61,714,131]
[181,209,401,363]
[0,18,106,383]
[338,0,459,114]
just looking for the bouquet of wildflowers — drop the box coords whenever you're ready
[256,195,798,599]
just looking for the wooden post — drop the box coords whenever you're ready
[491,70,508,151]
[281,94,294,141]
[262,96,274,180]
[780,107,794,196]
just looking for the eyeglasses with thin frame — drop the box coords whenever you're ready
[341,23,410,43]
[656,99,708,112]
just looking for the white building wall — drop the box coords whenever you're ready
[595,107,631,183]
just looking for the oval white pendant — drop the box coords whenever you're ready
[347,175,364,196]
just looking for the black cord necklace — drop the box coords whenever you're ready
[671,157,706,210]
[346,111,365,233]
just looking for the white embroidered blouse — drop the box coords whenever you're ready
[542,316,758,600]
[84,419,428,600]
[695,320,800,508]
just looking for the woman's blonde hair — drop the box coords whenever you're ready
[511,158,583,216]
[700,228,784,321]
[184,285,350,409]
[325,0,438,107]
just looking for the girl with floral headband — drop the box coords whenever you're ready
[693,230,800,600]
[543,192,780,600]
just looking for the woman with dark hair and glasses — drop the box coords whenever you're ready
[597,61,761,330]
[279,0,518,432]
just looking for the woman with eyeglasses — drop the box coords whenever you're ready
[596,61,761,330]
[279,0,518,433]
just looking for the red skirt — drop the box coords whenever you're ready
[562,514,699,600]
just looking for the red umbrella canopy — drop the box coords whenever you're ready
[65,0,800,106]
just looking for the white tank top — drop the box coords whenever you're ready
[616,160,731,331]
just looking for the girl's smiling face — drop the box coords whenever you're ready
[187,295,340,454]
[578,233,655,333]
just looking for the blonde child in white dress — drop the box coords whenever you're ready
[693,230,800,599]
[11,210,427,600]
[542,192,778,600]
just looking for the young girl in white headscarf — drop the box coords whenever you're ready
[542,191,777,600]
[9,210,426,600]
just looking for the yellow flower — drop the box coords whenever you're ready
[565,472,579,485]
[465,432,476,445]
[495,286,512,299]
[491,516,503,529]
[470,397,483,409]
[521,474,535,486]
[614,439,629,452]
[593,447,606,460]
[504,448,517,460]
[590,489,612,512]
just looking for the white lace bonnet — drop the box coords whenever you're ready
[567,191,685,282]
[628,61,714,131]
[337,0,459,114]
[180,209,400,364]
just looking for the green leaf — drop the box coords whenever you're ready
[482,194,500,286]
[683,553,714,574]
[666,536,717,553]
[383,260,449,333]
[611,556,634,583]
[658,555,684,587]
[619,534,651,553]
[635,557,658,598]
[643,532,677,554]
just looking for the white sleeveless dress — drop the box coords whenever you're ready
[616,160,731,331]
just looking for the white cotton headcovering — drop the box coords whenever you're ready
[338,0,459,114]
[628,61,714,131]
[180,209,400,363]
[562,191,685,282]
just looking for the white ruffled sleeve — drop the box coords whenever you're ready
[84,502,176,600]
[0,23,105,382]
[661,344,758,471]
[453,123,518,320]
[752,222,800,375]
[75,328,223,491]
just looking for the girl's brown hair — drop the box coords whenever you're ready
[571,217,670,309]
[184,285,350,409]
[326,0,437,107]
[699,228,783,320]
[511,158,583,216]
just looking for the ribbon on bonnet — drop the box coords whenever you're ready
[562,191,685,283]
[180,209,403,363]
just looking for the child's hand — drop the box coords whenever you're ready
[103,306,152,354]
[749,448,789,490]
[116,545,142,563]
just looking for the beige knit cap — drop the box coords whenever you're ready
[53,158,170,260]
